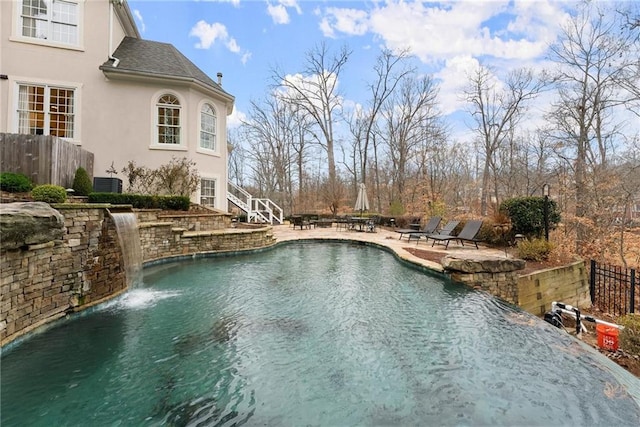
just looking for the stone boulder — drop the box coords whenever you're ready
[0,202,65,250]
[442,254,526,273]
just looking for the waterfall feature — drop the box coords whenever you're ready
[109,212,143,288]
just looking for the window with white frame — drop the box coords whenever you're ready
[20,0,79,46]
[17,83,75,138]
[200,178,216,207]
[157,94,181,145]
[200,103,216,151]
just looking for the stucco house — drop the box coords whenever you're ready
[0,0,234,210]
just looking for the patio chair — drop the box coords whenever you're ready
[291,215,310,230]
[427,220,483,249]
[415,220,460,246]
[366,216,380,233]
[396,216,441,240]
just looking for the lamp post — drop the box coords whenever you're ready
[542,183,550,241]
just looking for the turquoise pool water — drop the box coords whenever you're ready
[2,242,640,426]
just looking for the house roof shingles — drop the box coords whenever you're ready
[100,37,233,101]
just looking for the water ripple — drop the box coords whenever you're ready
[2,243,640,427]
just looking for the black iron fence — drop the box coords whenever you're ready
[590,260,637,316]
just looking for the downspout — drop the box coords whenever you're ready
[108,0,120,67]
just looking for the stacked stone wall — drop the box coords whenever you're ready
[449,271,522,305]
[443,255,591,317]
[442,255,526,306]
[157,214,230,231]
[1,207,127,346]
[136,209,232,231]
[139,223,275,262]
[2,205,274,346]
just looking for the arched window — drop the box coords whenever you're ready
[157,94,181,145]
[200,103,216,151]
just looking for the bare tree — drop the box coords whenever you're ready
[272,42,351,214]
[240,96,300,213]
[360,49,414,185]
[342,49,414,212]
[227,128,246,188]
[380,74,441,210]
[464,66,544,215]
[545,2,639,252]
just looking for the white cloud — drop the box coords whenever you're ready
[190,21,230,49]
[189,20,251,63]
[132,9,145,33]
[266,0,302,25]
[279,0,301,13]
[318,17,334,38]
[241,52,252,65]
[278,72,343,110]
[268,4,290,25]
[228,107,246,129]
[434,55,481,116]
[319,7,369,37]
[226,38,241,53]
[314,0,571,129]
[318,0,566,64]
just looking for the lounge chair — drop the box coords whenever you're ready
[415,220,460,246]
[396,216,441,240]
[427,220,483,249]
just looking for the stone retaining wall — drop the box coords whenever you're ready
[1,207,127,346]
[136,209,232,231]
[1,205,274,347]
[139,222,275,262]
[517,260,590,316]
[443,255,591,317]
[443,255,526,305]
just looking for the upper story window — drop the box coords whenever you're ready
[17,83,76,138]
[200,103,217,151]
[20,0,79,46]
[157,94,181,145]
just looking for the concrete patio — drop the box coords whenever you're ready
[270,223,511,274]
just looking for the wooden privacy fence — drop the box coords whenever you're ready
[590,259,638,317]
[0,133,94,188]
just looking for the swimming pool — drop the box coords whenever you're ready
[2,242,639,426]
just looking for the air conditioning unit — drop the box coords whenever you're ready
[93,177,123,193]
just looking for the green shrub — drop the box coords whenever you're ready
[157,195,190,211]
[618,314,640,356]
[72,167,93,196]
[500,196,561,238]
[87,193,190,210]
[0,172,33,193]
[31,184,67,203]
[516,238,554,261]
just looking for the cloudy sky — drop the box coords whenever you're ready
[126,0,623,142]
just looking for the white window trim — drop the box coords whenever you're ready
[9,75,82,144]
[10,0,85,51]
[199,174,220,209]
[150,90,187,151]
[196,99,220,157]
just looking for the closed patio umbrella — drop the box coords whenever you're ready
[354,183,370,216]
